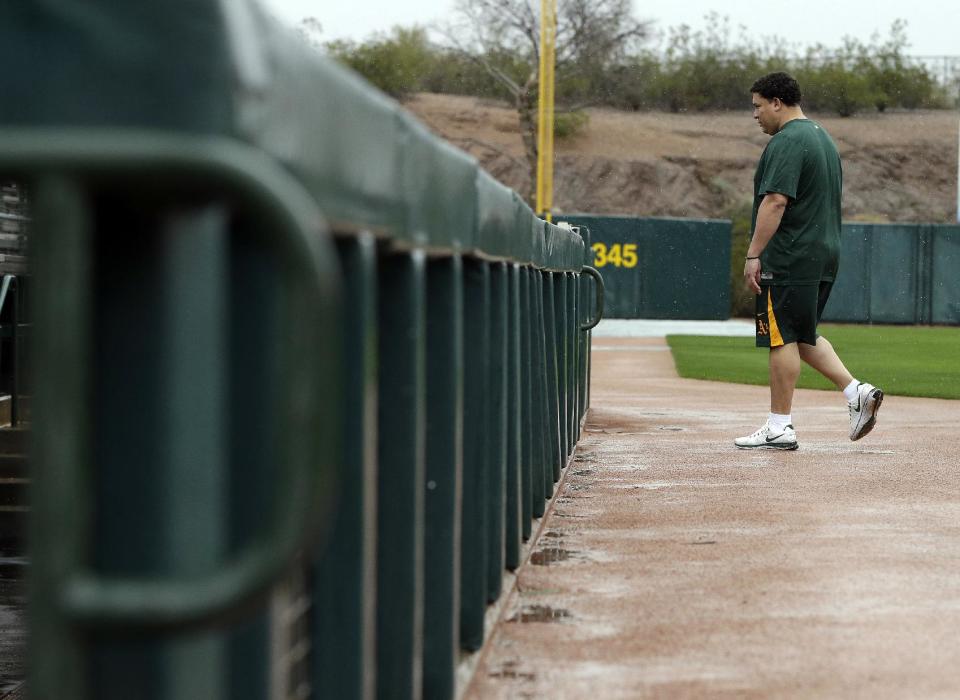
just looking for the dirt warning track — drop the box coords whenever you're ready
[467,336,960,699]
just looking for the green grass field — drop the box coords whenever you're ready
[667,324,960,400]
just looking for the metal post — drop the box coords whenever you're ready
[504,264,522,569]
[375,250,427,700]
[529,270,547,516]
[519,267,533,539]
[90,202,231,700]
[542,272,562,482]
[536,0,557,221]
[486,262,507,603]
[555,273,569,459]
[568,272,576,442]
[460,258,489,651]
[30,176,91,700]
[535,272,554,496]
[10,277,19,426]
[423,255,463,699]
[566,271,577,452]
[311,234,379,700]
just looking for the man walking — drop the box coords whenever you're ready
[735,72,882,450]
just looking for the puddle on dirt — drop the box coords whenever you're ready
[572,469,595,476]
[488,659,536,681]
[0,556,27,697]
[509,604,571,623]
[658,426,685,431]
[530,547,573,565]
[542,531,563,539]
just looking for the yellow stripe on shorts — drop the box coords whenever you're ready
[767,291,784,347]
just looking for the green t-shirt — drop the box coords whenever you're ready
[752,119,842,285]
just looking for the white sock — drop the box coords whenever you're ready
[768,412,792,430]
[842,379,860,403]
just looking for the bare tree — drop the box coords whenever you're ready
[442,0,649,202]
[297,17,324,46]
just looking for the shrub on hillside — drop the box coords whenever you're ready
[864,20,947,110]
[321,19,949,116]
[554,110,590,139]
[797,58,878,117]
[325,27,436,98]
[420,51,505,98]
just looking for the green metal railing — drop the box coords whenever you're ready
[1,3,604,699]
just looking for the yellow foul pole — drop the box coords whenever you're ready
[536,0,556,222]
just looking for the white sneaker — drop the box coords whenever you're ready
[849,382,883,441]
[735,421,798,450]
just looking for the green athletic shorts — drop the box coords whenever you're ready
[755,282,833,348]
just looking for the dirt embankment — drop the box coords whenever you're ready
[407,92,959,223]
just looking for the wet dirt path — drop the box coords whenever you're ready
[467,337,960,699]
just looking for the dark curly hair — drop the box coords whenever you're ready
[750,72,802,106]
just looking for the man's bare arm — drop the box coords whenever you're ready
[744,192,789,294]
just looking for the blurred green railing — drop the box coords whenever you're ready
[1,2,603,699]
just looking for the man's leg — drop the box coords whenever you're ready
[769,342,801,414]
[801,335,883,441]
[798,336,853,388]
[735,342,800,449]
[735,287,800,450]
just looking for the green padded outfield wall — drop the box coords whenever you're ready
[823,223,960,325]
[563,215,731,320]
